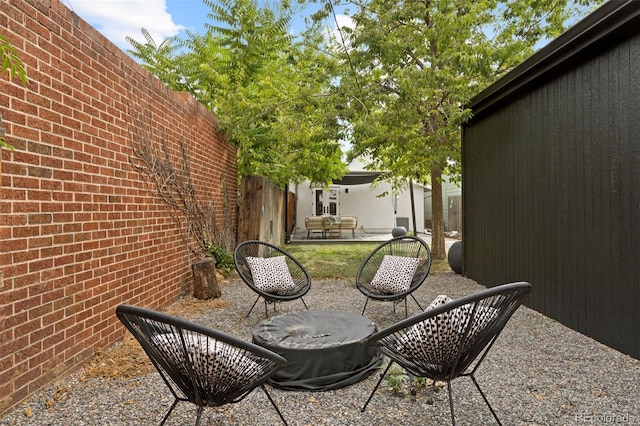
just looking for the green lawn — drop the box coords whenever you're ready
[285,243,450,280]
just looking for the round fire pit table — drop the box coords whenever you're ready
[251,310,382,391]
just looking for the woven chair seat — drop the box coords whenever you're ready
[116,305,289,425]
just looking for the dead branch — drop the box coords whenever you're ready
[127,108,232,258]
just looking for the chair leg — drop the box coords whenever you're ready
[361,297,370,315]
[470,375,502,426]
[262,385,288,425]
[447,381,456,426]
[194,406,203,426]
[160,399,179,425]
[301,297,309,310]
[404,297,408,318]
[361,362,393,412]
[410,293,424,311]
[246,296,261,318]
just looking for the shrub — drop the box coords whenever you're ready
[204,242,234,276]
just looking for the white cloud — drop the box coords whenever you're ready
[329,13,354,48]
[334,13,354,31]
[66,0,184,50]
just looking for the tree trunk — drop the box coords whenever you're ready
[191,258,221,299]
[430,166,446,260]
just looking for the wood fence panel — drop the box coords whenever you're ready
[238,176,285,245]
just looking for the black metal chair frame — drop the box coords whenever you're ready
[234,240,311,318]
[115,305,289,425]
[361,282,532,425]
[356,236,432,317]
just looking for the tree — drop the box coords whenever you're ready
[330,0,603,259]
[127,0,348,187]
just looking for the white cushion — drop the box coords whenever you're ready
[426,294,453,310]
[153,333,262,383]
[397,295,498,358]
[245,256,297,295]
[370,255,420,294]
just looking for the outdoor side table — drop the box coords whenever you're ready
[251,310,382,391]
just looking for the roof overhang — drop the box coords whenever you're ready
[466,1,640,121]
[331,171,383,186]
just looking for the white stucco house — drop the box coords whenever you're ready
[291,158,425,237]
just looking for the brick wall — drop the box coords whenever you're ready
[0,0,237,413]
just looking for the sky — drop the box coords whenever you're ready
[62,0,350,54]
[63,0,214,52]
[63,0,594,58]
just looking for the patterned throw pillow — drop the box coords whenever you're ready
[153,333,263,384]
[426,294,453,310]
[397,295,498,361]
[246,256,297,295]
[370,255,420,294]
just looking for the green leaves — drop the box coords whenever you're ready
[124,0,602,190]
[127,0,347,187]
[1,35,27,85]
[1,34,28,150]
[127,29,179,85]
[335,0,604,184]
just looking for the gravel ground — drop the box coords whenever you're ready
[1,272,639,426]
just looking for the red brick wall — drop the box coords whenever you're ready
[0,0,237,413]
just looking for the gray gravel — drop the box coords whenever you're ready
[2,272,639,425]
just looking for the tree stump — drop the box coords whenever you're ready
[191,258,221,299]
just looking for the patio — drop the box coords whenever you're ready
[289,229,460,249]
[1,272,637,425]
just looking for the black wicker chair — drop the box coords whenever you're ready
[356,236,432,317]
[361,282,532,425]
[115,305,289,425]
[234,240,311,318]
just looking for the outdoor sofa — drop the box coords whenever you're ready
[305,215,358,239]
